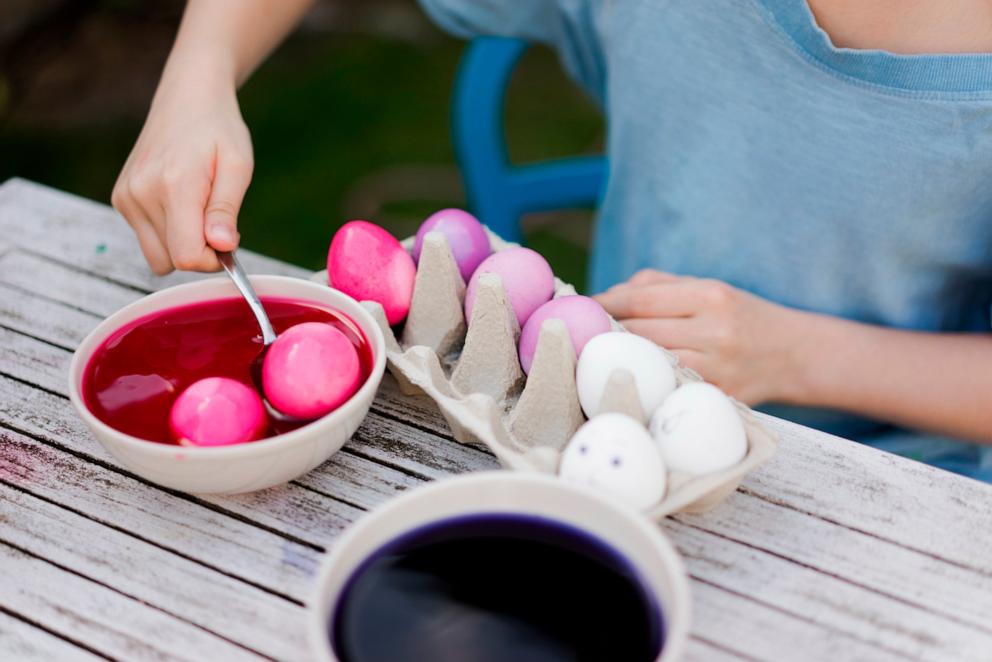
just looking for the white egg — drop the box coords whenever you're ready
[559,413,667,510]
[576,332,676,423]
[650,382,747,475]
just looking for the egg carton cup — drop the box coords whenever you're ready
[313,230,778,519]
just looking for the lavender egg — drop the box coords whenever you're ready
[464,247,554,328]
[413,209,492,283]
[518,296,612,374]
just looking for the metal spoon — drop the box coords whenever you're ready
[216,250,300,423]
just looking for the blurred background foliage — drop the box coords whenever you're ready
[0,0,603,290]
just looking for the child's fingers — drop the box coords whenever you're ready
[595,281,701,319]
[132,218,175,276]
[619,317,703,350]
[163,172,219,272]
[111,188,173,275]
[204,149,252,252]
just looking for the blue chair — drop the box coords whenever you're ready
[452,37,608,243]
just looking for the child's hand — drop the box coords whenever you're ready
[112,77,253,275]
[594,270,807,405]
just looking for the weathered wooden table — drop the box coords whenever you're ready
[2,178,992,662]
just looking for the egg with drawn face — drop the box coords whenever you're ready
[650,382,747,475]
[559,413,667,510]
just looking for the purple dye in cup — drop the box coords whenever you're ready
[330,513,665,661]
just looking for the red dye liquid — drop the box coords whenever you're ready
[82,297,373,444]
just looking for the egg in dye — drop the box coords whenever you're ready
[169,377,267,447]
[262,322,362,420]
[328,221,416,325]
[518,295,611,374]
[464,247,554,327]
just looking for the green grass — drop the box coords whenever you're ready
[0,27,603,287]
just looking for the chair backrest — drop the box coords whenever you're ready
[452,37,608,243]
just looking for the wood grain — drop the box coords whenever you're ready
[0,542,267,661]
[0,611,104,662]
[1,484,307,660]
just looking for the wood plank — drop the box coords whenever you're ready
[744,414,992,572]
[688,580,904,662]
[682,638,753,662]
[0,611,104,662]
[1,427,318,601]
[663,519,992,661]
[676,490,992,633]
[346,405,499,479]
[0,281,97,350]
[0,325,69,394]
[0,251,143,318]
[373,376,460,440]
[0,484,307,660]
[0,542,266,661]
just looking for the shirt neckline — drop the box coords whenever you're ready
[754,0,992,94]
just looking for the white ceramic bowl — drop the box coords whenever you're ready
[68,275,386,494]
[309,472,690,662]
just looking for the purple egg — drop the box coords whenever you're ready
[518,296,612,374]
[413,209,492,282]
[465,247,555,328]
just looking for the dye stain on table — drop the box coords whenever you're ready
[331,514,665,662]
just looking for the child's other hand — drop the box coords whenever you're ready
[112,78,253,275]
[594,270,808,405]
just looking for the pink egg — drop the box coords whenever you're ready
[262,322,361,420]
[518,296,612,374]
[169,377,267,447]
[464,247,554,327]
[412,208,492,282]
[327,221,416,325]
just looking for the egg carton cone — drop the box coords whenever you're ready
[313,229,778,518]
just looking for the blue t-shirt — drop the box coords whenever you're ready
[420,0,992,481]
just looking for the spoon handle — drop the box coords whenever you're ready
[217,250,278,346]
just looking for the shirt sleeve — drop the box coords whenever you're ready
[417,0,608,103]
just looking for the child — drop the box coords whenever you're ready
[112,0,992,481]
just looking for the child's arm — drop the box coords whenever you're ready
[112,0,316,274]
[596,270,992,444]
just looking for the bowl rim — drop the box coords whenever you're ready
[67,274,387,459]
[307,471,691,662]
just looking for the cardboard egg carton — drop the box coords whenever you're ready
[313,230,778,518]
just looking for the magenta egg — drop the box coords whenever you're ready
[262,322,361,420]
[169,377,267,447]
[518,296,612,374]
[412,208,492,282]
[465,247,554,327]
[327,221,416,325]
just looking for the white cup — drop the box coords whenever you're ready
[309,471,690,661]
